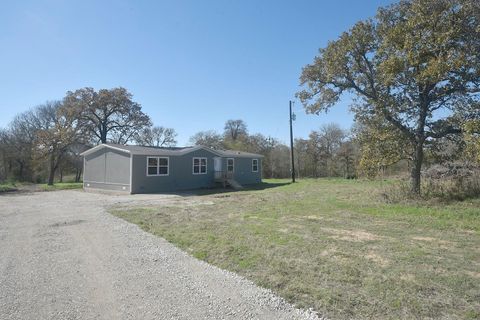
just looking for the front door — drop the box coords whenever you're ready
[214,157,222,180]
[226,158,234,178]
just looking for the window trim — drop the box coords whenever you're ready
[192,157,208,175]
[227,158,234,173]
[252,159,259,172]
[146,156,169,176]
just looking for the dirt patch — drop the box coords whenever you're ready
[305,215,324,221]
[412,236,451,245]
[321,227,382,242]
[365,252,390,267]
[400,274,416,282]
[319,248,337,257]
[465,271,480,279]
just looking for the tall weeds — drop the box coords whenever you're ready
[384,173,480,203]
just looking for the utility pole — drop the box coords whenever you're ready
[289,100,296,183]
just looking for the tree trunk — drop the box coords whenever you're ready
[101,122,108,143]
[47,154,56,186]
[410,140,424,195]
[59,169,63,183]
[75,168,82,182]
[18,161,24,180]
[2,156,8,181]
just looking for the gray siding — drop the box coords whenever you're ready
[224,157,262,185]
[83,145,262,194]
[131,149,218,193]
[83,148,130,192]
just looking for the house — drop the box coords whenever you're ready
[80,143,263,193]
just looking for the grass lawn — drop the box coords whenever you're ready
[110,179,480,319]
[38,182,83,191]
[0,181,83,192]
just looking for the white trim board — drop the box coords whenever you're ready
[80,144,131,156]
[83,180,130,186]
[252,159,259,172]
[146,156,170,176]
[192,157,208,175]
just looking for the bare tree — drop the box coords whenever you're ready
[67,143,90,182]
[294,138,310,178]
[189,130,224,149]
[4,108,44,181]
[224,119,248,141]
[134,126,177,147]
[33,101,84,185]
[0,129,11,181]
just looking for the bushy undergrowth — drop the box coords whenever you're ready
[0,181,17,192]
[385,174,480,203]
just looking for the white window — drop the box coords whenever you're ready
[252,159,258,172]
[146,157,169,176]
[193,157,207,174]
[227,158,234,172]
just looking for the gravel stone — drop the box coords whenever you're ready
[0,190,324,320]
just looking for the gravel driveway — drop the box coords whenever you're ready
[0,190,320,320]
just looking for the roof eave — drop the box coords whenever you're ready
[80,144,131,157]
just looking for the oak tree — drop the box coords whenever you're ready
[297,0,480,194]
[64,87,151,144]
[224,119,248,141]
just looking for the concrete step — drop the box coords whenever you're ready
[226,179,243,190]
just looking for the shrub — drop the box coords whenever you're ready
[383,163,480,203]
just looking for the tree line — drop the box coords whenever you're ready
[189,120,360,179]
[189,117,479,181]
[1,86,478,189]
[1,0,478,196]
[0,87,177,185]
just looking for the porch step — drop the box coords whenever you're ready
[226,179,243,190]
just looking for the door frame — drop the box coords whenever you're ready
[226,158,234,178]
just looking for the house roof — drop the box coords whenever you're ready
[216,149,265,158]
[80,143,264,158]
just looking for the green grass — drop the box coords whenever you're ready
[0,181,83,192]
[0,182,18,192]
[110,178,480,319]
[38,182,83,191]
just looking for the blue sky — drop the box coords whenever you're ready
[0,0,394,145]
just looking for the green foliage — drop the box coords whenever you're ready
[0,182,17,192]
[38,182,83,191]
[464,119,480,164]
[354,117,412,178]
